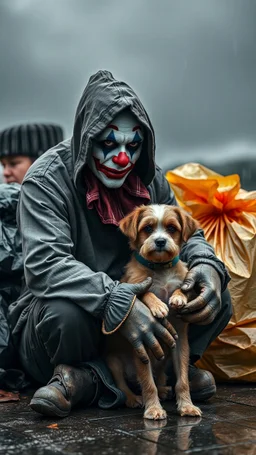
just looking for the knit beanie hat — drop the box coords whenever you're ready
[0,123,64,159]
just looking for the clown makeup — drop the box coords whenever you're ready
[88,110,144,188]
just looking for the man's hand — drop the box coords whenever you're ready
[178,264,222,325]
[119,279,177,364]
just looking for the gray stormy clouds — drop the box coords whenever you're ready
[0,0,256,170]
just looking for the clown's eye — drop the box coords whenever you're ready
[128,141,139,147]
[144,225,153,234]
[103,140,115,147]
[98,140,118,152]
[167,225,177,234]
[126,141,142,152]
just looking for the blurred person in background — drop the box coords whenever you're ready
[0,123,64,391]
[0,123,64,184]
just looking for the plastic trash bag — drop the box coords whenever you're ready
[0,183,28,389]
[166,163,256,382]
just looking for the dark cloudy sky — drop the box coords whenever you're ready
[0,0,256,169]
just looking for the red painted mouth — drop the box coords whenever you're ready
[94,158,135,179]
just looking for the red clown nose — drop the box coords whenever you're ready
[112,152,130,168]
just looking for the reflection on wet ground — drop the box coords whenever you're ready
[0,383,256,454]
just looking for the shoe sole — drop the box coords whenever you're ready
[30,398,70,418]
[190,384,217,402]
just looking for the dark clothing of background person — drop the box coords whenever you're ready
[0,124,64,390]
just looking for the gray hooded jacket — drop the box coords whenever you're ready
[9,70,229,341]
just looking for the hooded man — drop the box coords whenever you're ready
[9,71,232,418]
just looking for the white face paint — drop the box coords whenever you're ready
[88,110,144,188]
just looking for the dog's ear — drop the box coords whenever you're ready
[174,207,200,243]
[119,206,147,242]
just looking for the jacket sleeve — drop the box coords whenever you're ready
[153,166,230,291]
[17,177,136,333]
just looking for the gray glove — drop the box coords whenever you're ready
[119,278,177,364]
[178,264,222,325]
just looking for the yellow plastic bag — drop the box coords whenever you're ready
[166,163,256,382]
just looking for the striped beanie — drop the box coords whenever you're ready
[0,123,64,159]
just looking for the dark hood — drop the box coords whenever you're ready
[71,70,156,189]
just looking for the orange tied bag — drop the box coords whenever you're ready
[166,163,256,382]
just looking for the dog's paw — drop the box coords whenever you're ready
[151,301,169,318]
[169,293,187,309]
[125,394,143,409]
[178,404,202,417]
[144,406,167,420]
[157,386,173,401]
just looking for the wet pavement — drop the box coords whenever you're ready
[1,383,256,454]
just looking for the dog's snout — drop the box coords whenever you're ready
[155,238,166,248]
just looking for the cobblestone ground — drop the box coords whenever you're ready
[0,383,256,454]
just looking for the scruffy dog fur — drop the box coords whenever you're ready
[106,204,202,420]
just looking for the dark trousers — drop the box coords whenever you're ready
[19,289,232,385]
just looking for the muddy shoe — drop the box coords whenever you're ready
[30,364,101,417]
[167,365,216,402]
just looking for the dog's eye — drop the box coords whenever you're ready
[167,225,177,234]
[144,225,153,234]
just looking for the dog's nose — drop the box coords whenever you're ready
[155,238,166,248]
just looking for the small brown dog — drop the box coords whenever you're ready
[106,204,202,420]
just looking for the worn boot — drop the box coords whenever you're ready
[188,365,216,401]
[30,364,102,417]
[167,365,216,402]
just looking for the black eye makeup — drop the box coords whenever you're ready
[126,141,142,154]
[98,140,118,155]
